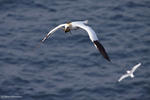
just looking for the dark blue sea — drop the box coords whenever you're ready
[0,0,150,100]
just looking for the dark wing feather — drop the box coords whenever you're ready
[93,40,111,62]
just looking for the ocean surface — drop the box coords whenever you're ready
[0,0,150,100]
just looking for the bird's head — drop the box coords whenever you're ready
[127,70,130,74]
[63,22,71,33]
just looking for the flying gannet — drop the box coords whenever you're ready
[118,63,141,82]
[41,20,111,61]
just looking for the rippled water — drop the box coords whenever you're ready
[0,0,150,100]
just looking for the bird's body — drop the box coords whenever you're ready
[118,63,141,82]
[42,20,110,61]
[71,21,98,41]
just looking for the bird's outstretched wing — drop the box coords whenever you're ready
[93,41,111,61]
[118,74,129,82]
[72,23,111,61]
[42,24,66,42]
[131,63,141,73]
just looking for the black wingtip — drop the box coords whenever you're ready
[93,40,111,62]
[41,35,49,43]
[107,57,111,62]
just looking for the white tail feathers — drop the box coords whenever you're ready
[84,20,88,24]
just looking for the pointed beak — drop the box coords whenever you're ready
[64,29,68,33]
[64,27,70,33]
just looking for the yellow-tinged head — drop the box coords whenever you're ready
[63,22,72,33]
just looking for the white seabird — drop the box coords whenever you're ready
[118,63,141,82]
[41,20,111,61]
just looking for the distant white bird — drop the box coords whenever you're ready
[41,20,111,61]
[118,63,141,82]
